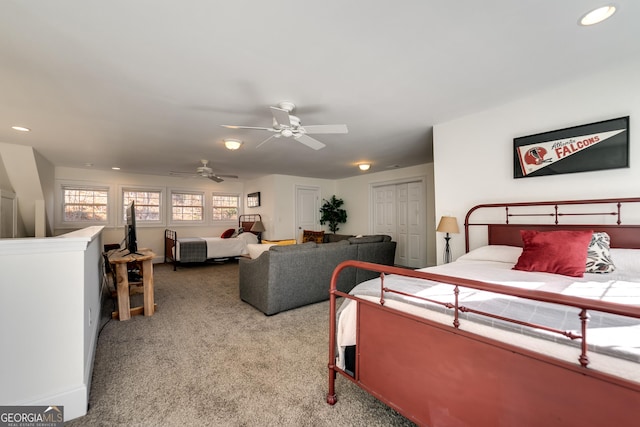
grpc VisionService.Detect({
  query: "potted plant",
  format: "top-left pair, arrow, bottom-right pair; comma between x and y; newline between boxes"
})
319,195 -> 347,233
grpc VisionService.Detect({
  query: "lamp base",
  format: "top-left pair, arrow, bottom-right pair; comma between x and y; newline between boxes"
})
443,234 -> 452,264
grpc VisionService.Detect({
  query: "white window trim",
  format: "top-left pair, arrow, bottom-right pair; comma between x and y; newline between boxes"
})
119,185 -> 166,227
211,192 -> 242,225
169,188 -> 206,226
56,181 -> 112,229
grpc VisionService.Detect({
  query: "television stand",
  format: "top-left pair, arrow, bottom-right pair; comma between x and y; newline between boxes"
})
107,248 -> 157,321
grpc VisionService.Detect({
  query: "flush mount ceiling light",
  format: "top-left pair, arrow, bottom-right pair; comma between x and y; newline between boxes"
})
580,5 -> 616,26
224,139 -> 243,150
11,126 -> 30,132
358,163 -> 371,171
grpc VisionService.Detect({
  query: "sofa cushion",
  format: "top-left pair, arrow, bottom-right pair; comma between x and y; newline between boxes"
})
271,241 -> 317,252
324,233 -> 354,243
348,235 -> 389,244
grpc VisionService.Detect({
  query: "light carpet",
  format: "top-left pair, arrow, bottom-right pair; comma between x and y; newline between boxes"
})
67,261 -> 415,426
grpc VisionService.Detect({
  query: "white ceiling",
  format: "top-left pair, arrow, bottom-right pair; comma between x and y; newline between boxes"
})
1,1 -> 639,181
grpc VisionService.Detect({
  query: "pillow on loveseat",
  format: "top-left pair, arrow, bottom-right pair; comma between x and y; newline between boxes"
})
302,230 -> 325,243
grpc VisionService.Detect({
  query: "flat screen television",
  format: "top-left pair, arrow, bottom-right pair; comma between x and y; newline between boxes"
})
124,200 -> 138,254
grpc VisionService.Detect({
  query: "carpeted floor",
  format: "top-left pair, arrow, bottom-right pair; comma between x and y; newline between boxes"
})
67,261 -> 415,426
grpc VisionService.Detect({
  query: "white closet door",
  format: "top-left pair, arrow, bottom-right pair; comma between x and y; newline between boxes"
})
396,183 -> 409,266
373,185 -> 396,241
372,180 -> 426,268
406,181 -> 423,268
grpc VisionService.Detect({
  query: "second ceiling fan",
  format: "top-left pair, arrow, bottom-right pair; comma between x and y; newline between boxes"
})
221,101 -> 348,150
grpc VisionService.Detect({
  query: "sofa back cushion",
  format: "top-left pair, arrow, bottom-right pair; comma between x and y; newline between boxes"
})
271,241 -> 316,252
348,235 -> 391,244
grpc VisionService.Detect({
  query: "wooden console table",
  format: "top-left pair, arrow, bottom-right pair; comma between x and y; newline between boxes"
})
108,248 -> 156,321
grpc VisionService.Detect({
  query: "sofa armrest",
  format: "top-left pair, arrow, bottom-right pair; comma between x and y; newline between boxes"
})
239,252 -> 272,314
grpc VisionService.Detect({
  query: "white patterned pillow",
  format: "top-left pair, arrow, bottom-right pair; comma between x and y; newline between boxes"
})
585,232 -> 615,273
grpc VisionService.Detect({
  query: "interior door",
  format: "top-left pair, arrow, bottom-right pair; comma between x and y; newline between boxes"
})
372,181 -> 426,268
0,190 -> 16,238
373,185 -> 396,240
406,181 -> 423,268
295,186 -> 320,242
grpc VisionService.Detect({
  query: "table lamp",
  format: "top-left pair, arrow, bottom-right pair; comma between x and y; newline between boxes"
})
251,220 -> 266,243
436,216 -> 459,264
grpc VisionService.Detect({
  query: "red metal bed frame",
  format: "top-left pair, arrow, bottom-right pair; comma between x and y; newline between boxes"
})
327,197 -> 640,427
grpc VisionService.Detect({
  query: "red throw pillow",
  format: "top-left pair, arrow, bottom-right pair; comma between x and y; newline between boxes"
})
513,229 -> 593,277
220,228 -> 235,239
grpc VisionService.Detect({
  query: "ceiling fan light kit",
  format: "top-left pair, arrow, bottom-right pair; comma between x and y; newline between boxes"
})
224,139 -> 243,150
220,101 -> 348,150
170,159 -> 238,183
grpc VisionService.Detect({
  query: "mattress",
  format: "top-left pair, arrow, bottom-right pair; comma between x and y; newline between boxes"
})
175,232 -> 258,261
336,246 -> 640,380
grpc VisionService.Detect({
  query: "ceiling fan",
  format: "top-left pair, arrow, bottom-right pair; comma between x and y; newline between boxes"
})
169,160 -> 238,183
221,101 -> 348,150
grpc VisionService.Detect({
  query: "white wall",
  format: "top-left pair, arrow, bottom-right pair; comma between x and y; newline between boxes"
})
433,58 -> 640,262
0,226 -> 103,421
271,174 -> 336,241
55,167 -> 246,261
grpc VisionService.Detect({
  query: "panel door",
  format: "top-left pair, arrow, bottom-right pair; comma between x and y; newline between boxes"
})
295,186 -> 320,242
373,185 -> 396,241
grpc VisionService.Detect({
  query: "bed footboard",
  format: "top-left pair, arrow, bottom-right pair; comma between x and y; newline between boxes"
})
327,260 -> 640,427
164,229 -> 178,271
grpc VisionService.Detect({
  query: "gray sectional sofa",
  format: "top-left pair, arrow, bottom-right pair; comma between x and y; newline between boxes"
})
238,235 -> 396,315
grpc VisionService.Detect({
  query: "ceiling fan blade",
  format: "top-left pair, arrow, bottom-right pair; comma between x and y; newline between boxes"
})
208,175 -> 224,183
302,124 -> 348,134
215,174 -> 239,179
169,171 -> 198,177
256,134 -> 276,149
295,134 -> 326,150
220,125 -> 274,131
270,106 -> 292,127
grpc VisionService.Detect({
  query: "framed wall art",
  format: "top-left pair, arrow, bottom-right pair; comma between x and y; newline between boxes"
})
514,116 -> 629,179
247,192 -> 260,208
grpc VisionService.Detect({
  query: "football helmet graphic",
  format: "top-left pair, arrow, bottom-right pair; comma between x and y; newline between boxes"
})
524,147 -> 548,165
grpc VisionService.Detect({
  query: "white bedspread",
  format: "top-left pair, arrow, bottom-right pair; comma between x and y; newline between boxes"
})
336,253 -> 640,378
175,232 -> 258,261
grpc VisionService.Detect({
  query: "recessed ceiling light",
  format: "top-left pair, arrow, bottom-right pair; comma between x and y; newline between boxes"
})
11,126 -> 30,132
580,5 -> 616,26
111,167 -> 121,170
358,163 -> 371,171
224,139 -> 243,150
84,163 -> 94,167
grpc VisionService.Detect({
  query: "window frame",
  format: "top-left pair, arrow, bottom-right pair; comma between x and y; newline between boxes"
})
120,186 -> 165,227
211,192 -> 242,224
169,189 -> 206,225
59,183 -> 111,227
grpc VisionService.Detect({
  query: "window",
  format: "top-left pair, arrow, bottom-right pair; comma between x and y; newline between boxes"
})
62,186 -> 109,223
171,191 -> 204,222
212,193 -> 239,221
122,189 -> 162,223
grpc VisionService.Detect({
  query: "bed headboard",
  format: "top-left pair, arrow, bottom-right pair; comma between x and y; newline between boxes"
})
239,214 -> 262,235
464,198 -> 640,251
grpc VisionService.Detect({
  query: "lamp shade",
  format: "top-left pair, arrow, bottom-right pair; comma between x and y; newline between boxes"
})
436,216 -> 459,234
250,221 -> 265,233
